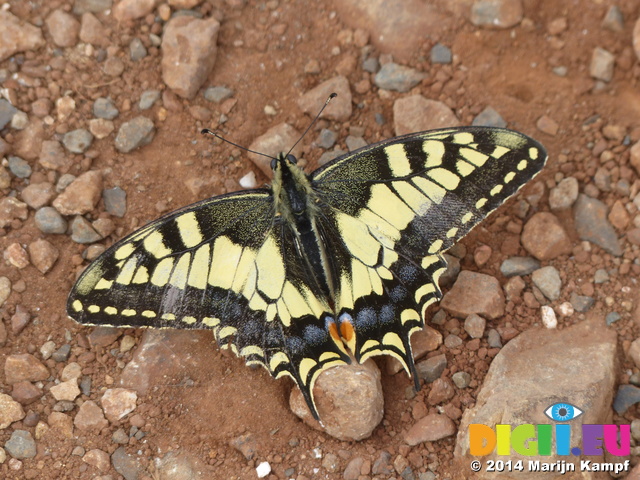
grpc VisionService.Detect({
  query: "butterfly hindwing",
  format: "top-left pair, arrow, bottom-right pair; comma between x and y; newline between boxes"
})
312,127 -> 546,374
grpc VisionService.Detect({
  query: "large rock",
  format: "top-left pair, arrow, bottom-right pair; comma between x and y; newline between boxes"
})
290,360 -> 384,441
161,16 -> 220,99
393,95 -> 460,136
247,123 -> 302,178
573,194 -> 622,256
120,330 -> 211,395
455,317 -> 618,478
52,170 -> 103,215
334,0 -> 450,62
440,271 -> 505,319
521,211 -> 573,260
0,11 -> 45,62
297,76 -> 352,121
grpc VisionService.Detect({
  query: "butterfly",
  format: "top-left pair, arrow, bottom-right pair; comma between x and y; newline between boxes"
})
68,125 -> 546,420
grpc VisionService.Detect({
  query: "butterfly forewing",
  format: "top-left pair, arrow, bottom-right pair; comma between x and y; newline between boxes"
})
311,127 -> 546,375
68,189 -> 351,418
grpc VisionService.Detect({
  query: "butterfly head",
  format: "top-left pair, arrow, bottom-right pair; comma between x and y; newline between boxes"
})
270,153 -> 298,172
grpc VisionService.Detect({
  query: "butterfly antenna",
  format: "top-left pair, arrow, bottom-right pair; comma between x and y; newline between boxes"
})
201,128 -> 277,161
286,92 -> 337,157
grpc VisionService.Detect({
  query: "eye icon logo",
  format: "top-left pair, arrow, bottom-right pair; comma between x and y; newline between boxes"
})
544,402 -> 583,422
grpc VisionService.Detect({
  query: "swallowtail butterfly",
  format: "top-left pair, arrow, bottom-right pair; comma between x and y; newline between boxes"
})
68,125 -> 546,419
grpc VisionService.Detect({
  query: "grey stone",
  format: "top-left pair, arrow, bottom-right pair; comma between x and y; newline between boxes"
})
112,446 -> 141,480
362,56 -> 380,73
115,116 -> 155,153
203,86 -> 233,103
8,156 -> 32,178
0,98 -> 18,129
52,344 -> 71,362
430,43 -> 452,64
35,207 -> 68,234
139,90 -> 160,110
570,293 -> 594,313
317,149 -> 345,166
613,385 -> 640,414
574,194 -> 622,256
594,268 -> 609,284
70,216 -> 102,244
374,62 -> 426,92
4,430 -> 36,459
112,428 -> 129,444
499,256 -> 540,277
605,312 -> 621,325
452,371 -> 471,388
129,37 -> 147,61
93,97 -> 119,119
79,376 -> 92,396
345,135 -> 367,151
470,0 -> 524,29
63,129 -> 94,154
472,106 -> 507,128
438,253 -> 460,288
73,0 -> 112,14
103,187 -> 127,217
372,451 -> 393,476
487,328 -> 502,348
531,266 -> 562,301
416,354 -> 447,383
602,5 -> 624,32
316,129 -> 337,149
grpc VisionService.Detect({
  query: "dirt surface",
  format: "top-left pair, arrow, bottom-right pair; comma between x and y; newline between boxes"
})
1,1 -> 640,479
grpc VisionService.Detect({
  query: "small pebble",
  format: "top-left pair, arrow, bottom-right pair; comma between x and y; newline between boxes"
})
472,106 -> 506,128
139,90 -> 161,110
203,86 -> 234,103
8,156 -> 32,178
605,312 -> 621,325
35,207 -> 68,234
256,461 -> 271,478
129,37 -> 147,61
93,97 -> 119,119
62,129 -> 94,154
590,47 -> 615,82
430,43 -> 452,64
452,371 -> 471,388
238,171 -> 257,189
541,305 -> 557,329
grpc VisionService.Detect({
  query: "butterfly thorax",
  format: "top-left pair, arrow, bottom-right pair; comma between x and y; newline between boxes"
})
271,154 -> 335,301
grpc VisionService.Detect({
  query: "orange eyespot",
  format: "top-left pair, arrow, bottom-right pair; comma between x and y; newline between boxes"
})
340,320 -> 355,342
328,322 -> 341,343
